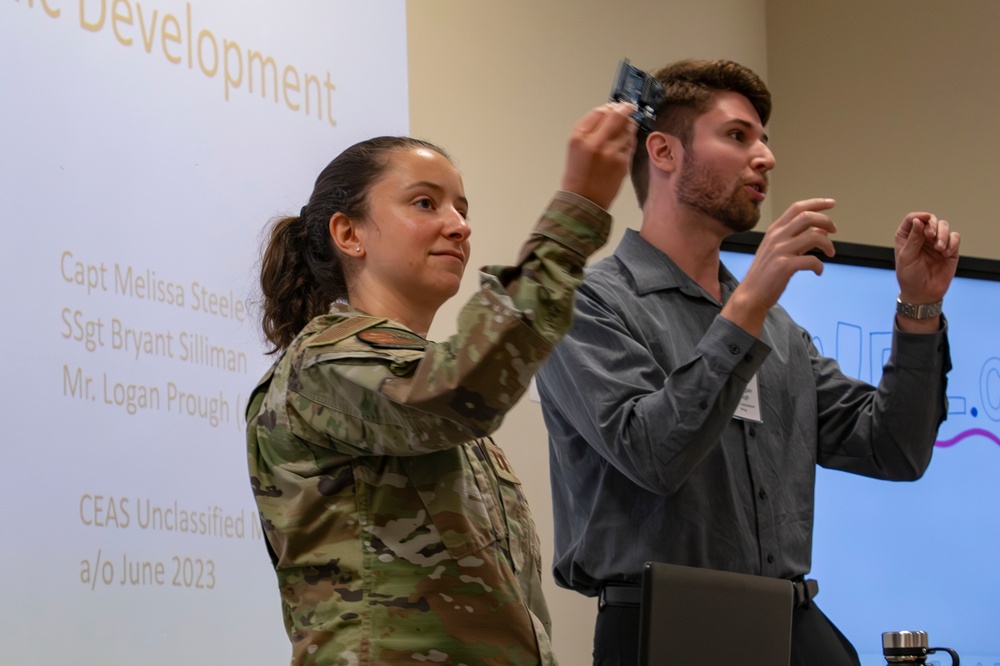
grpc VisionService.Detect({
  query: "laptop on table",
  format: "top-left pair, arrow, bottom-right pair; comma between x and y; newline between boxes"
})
638,562 -> 794,665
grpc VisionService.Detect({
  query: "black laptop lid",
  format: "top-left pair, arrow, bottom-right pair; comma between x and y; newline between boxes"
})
638,562 -> 794,666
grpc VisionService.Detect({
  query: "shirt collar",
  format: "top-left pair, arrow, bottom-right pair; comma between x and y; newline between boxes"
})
613,228 -> 739,302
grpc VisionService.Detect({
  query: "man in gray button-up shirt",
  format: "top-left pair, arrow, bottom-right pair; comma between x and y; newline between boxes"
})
537,59 -> 960,666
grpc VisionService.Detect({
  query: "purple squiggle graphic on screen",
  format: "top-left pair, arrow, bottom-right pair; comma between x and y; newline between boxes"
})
935,428 -> 1000,448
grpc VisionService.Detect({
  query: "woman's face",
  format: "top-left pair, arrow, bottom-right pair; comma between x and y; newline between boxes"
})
354,147 -> 471,314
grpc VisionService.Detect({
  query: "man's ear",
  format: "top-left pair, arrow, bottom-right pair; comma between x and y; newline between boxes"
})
329,212 -> 365,258
646,132 -> 682,174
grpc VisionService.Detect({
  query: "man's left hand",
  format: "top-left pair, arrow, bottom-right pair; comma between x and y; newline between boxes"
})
894,212 -> 960,332
895,212 -> 960,302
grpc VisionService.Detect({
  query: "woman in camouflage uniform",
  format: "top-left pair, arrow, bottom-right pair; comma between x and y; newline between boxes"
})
247,103 -> 636,665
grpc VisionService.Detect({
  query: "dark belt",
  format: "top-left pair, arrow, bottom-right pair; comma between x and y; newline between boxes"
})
792,577 -> 819,608
598,583 -> 641,610
598,577 -> 819,610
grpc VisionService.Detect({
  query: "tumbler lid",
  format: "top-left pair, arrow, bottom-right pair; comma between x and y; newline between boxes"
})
883,631 -> 929,649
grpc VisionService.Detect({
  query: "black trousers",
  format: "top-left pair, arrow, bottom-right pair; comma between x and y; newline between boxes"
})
593,600 -> 861,666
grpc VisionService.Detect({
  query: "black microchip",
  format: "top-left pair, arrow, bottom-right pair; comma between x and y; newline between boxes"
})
609,58 -> 664,133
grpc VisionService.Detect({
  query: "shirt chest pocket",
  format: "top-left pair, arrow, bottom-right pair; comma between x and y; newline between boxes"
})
400,443 -> 507,560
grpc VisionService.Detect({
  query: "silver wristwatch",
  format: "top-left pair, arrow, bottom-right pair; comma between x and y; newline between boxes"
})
896,296 -> 943,320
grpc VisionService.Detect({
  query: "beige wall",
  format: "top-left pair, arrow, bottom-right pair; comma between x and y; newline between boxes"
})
766,0 -> 1000,258
409,1 -> 996,663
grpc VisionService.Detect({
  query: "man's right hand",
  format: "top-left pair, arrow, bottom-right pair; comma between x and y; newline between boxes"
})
560,102 -> 638,211
721,198 -> 838,336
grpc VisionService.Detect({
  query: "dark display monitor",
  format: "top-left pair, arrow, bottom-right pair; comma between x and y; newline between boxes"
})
720,232 -> 1000,665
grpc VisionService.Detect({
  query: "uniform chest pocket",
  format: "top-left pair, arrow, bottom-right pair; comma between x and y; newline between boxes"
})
400,443 -> 507,560
481,439 -> 541,577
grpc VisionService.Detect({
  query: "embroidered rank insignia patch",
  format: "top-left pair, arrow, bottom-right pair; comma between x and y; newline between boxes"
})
356,327 -> 428,350
483,439 -> 521,485
306,317 -> 387,348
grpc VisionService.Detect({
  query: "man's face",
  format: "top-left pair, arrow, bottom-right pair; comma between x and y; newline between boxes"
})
675,91 -> 775,233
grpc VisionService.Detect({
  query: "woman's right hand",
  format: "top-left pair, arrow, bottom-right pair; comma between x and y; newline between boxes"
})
559,102 -> 638,210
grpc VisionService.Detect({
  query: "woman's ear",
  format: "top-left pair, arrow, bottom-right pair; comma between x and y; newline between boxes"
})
329,212 -> 365,258
646,132 -> 682,174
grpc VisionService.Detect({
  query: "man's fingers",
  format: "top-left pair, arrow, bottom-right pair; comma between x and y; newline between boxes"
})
782,211 -> 838,243
932,218 -> 951,251
785,225 -> 836,259
802,255 -> 826,277
782,198 -> 837,218
899,212 -> 960,258
808,228 -> 837,258
931,221 -> 961,257
902,217 -> 926,256
943,230 -> 961,257
773,199 -> 838,236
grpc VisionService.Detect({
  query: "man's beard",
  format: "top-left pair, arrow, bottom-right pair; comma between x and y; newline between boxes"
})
675,147 -> 762,234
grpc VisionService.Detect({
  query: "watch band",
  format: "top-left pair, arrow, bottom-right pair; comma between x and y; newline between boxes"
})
896,296 -> 943,320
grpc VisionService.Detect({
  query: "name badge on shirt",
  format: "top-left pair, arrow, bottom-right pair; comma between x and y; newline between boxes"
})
734,373 -> 763,423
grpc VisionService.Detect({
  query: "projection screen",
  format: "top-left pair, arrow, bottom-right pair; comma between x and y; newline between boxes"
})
1,2 -> 408,663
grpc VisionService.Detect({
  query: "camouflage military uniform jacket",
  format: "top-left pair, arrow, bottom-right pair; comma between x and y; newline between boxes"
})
247,192 -> 611,665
